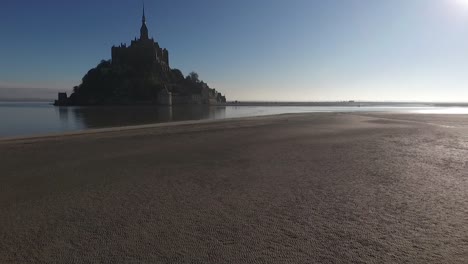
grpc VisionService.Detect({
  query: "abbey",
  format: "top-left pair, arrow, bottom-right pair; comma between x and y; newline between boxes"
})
55,6 -> 226,106
111,6 -> 170,71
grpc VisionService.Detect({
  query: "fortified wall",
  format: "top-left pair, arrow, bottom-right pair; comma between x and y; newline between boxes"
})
111,38 -> 169,71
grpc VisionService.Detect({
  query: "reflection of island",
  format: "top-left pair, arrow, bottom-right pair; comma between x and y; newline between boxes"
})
57,106 -> 70,123
56,5 -> 226,106
60,106 -> 227,129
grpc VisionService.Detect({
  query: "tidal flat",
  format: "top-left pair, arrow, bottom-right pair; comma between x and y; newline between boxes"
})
1,113 -> 467,263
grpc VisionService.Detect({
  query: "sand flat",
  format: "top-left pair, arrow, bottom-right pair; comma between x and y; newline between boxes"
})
0,113 -> 467,263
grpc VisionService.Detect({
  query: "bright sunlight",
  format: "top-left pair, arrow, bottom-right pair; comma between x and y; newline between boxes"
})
455,0 -> 468,8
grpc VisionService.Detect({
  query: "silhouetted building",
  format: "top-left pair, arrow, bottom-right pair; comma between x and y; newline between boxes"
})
54,92 -> 68,106
55,4 -> 226,106
111,5 -> 170,71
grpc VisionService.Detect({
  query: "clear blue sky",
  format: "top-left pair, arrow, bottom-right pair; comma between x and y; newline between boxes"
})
1,0 -> 468,101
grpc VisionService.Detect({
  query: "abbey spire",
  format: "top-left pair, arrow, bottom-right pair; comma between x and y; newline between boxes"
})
142,2 -> 146,24
112,3 -> 170,68
140,3 -> 149,40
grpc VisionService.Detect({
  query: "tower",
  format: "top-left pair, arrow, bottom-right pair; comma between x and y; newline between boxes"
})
140,3 -> 149,40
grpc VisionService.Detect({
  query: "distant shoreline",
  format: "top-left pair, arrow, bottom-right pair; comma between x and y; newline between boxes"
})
3,101 -> 468,139
4,99 -> 468,107
0,98 -> 54,103
224,101 -> 468,107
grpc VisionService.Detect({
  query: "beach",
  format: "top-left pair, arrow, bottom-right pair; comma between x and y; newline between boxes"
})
1,113 -> 467,263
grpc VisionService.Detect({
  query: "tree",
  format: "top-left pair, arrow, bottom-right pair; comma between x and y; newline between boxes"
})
171,69 -> 184,81
187,71 -> 199,83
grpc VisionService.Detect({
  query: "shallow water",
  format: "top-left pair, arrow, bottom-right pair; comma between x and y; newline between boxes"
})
1,101 -> 468,138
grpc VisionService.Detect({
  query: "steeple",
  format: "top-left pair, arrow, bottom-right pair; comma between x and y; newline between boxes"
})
142,2 -> 146,24
140,2 -> 149,40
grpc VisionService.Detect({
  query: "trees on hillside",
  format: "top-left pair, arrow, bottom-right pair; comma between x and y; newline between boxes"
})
69,59 -> 214,105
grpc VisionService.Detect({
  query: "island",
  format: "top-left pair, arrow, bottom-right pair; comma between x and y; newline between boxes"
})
55,6 -> 226,106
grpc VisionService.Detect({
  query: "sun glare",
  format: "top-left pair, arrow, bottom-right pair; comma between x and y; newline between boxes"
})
455,0 -> 468,8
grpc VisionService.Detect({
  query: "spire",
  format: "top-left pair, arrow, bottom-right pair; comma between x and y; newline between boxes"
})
142,2 -> 146,24
140,1 -> 149,40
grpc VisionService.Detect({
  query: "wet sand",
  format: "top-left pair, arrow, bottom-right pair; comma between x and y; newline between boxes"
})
1,113 -> 467,263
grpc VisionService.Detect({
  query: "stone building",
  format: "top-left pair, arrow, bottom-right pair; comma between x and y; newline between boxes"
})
111,6 -> 170,71
110,6 -> 226,106
55,5 -> 226,106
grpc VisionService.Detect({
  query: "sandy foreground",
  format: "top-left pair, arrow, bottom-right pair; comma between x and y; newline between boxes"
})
0,113 -> 467,263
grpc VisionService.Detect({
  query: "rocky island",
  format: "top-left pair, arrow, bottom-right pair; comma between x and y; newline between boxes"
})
55,6 -> 226,106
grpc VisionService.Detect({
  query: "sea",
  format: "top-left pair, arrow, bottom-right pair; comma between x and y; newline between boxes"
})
2,101 -> 468,138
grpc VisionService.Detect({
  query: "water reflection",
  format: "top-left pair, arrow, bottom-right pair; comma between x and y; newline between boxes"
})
4,101 -> 468,138
69,105 -> 227,129
58,107 -> 69,123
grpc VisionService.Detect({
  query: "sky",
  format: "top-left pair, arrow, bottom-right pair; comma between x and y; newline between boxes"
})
2,0 -> 468,101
